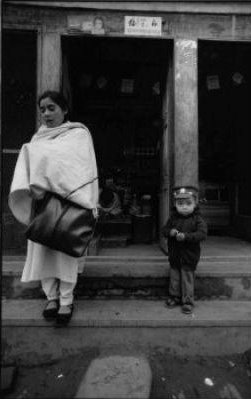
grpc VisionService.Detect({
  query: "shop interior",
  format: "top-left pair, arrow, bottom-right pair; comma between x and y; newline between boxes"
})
62,36 -> 170,245
198,41 -> 251,237
63,37 -> 251,245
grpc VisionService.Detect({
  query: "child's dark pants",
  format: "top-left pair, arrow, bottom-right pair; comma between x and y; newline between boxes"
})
169,267 -> 195,305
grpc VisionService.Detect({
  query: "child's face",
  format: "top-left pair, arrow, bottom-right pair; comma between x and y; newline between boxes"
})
175,197 -> 196,216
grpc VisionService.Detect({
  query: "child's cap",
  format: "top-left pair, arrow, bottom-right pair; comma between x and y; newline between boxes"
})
173,186 -> 198,200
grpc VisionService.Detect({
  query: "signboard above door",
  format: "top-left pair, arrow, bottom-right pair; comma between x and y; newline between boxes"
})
125,16 -> 162,37
68,14 -> 163,37
68,15 -> 106,34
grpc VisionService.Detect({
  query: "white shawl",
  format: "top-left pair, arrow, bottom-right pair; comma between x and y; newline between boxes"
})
9,122 -> 99,283
9,122 -> 99,225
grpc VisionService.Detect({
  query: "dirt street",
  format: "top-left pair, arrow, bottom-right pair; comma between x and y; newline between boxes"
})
3,348 -> 251,399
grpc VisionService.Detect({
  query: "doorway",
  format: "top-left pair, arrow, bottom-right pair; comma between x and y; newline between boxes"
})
2,29 -> 37,254
62,36 -> 171,248
198,40 -> 251,240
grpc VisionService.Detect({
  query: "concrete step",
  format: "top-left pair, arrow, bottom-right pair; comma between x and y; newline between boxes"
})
100,235 -> 130,248
2,299 -> 251,365
3,256 -> 251,300
97,218 -> 132,236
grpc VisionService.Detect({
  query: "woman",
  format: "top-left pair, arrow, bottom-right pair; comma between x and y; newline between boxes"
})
9,91 -> 99,326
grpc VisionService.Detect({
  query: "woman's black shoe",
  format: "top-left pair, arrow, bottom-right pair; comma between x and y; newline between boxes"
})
43,300 -> 59,320
55,304 -> 74,327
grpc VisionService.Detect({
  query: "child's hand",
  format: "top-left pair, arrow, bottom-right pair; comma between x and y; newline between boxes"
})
170,229 -> 179,237
176,232 -> 185,241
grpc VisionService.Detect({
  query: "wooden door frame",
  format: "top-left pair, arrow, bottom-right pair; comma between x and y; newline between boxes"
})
159,40 -> 174,251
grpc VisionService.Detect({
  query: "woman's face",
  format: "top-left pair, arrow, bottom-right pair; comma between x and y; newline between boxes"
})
39,97 -> 67,128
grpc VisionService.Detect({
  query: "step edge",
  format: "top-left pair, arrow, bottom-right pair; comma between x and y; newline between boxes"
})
3,265 -> 251,278
3,255 -> 251,261
3,320 -> 251,328
3,271 -> 251,278
3,299 -> 251,328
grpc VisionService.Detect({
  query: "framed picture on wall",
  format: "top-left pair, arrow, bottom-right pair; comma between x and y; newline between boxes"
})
120,78 -> 135,95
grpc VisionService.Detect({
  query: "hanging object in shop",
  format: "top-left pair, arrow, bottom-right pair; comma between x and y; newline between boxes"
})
96,76 -> 108,89
232,72 -> 244,86
124,16 -> 162,37
152,81 -> 160,95
121,79 -> 134,94
206,75 -> 220,90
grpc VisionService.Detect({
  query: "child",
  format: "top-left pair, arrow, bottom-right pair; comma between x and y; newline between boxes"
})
162,186 -> 207,314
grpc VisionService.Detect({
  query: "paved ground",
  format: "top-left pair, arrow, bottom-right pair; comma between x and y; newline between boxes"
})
3,348 -> 251,399
3,236 -> 251,398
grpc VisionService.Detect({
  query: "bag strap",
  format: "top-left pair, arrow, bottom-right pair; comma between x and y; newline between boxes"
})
80,216 -> 98,258
66,177 -> 99,257
65,177 -> 98,200
62,177 -> 99,258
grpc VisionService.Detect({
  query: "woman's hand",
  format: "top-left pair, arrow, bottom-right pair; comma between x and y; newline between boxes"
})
30,186 -> 45,200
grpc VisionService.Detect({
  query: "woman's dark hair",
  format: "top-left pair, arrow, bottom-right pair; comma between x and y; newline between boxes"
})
38,91 -> 69,120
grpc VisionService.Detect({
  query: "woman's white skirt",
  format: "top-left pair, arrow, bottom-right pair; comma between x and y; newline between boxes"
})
21,240 -> 79,283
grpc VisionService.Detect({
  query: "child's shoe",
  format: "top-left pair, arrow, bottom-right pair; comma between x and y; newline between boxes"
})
182,303 -> 194,314
165,296 -> 180,308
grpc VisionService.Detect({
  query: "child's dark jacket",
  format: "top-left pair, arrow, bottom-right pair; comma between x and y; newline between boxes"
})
162,208 -> 207,271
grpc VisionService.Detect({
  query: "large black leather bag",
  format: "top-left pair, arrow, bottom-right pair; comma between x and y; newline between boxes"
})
25,182 -> 96,257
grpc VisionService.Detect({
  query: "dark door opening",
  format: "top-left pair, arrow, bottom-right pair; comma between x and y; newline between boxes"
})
2,29 -> 37,254
198,41 -> 251,239
62,36 -> 170,246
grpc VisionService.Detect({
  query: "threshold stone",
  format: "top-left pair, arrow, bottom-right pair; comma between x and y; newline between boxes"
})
75,355 -> 152,398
